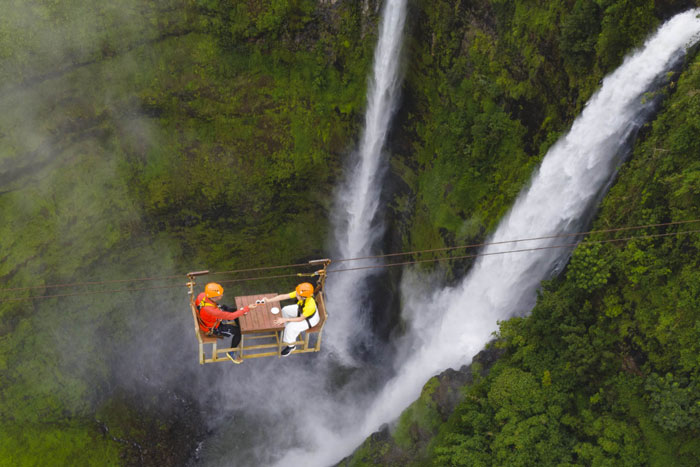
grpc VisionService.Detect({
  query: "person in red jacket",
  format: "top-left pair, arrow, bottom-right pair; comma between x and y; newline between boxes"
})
196,282 -> 250,363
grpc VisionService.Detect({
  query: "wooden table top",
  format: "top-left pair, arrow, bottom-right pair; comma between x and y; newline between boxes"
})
235,293 -> 285,334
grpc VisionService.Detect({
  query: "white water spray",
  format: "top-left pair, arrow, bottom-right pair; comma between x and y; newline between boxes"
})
280,9 -> 700,465
325,0 -> 408,358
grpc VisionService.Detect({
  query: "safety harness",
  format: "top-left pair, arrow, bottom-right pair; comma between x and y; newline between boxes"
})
196,297 -> 225,337
296,297 -> 318,328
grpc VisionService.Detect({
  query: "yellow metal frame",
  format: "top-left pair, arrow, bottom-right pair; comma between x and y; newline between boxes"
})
186,259 -> 331,364
237,291 -> 328,360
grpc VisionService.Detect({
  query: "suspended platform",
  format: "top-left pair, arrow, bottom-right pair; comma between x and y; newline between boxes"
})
186,260 -> 330,364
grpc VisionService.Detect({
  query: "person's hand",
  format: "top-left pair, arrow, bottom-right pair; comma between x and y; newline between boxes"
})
273,317 -> 285,326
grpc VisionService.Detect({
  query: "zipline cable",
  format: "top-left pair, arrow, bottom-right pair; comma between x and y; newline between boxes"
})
0,274 -> 185,293
2,219 -> 699,294
1,228 -> 697,304
0,263 -> 314,293
329,218 -> 700,264
0,283 -> 186,302
327,228 -> 700,274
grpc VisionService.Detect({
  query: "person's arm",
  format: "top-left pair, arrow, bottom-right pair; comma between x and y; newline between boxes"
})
205,305 -> 249,320
263,292 -> 293,303
273,314 -> 306,325
277,314 -> 306,323
274,297 -> 313,325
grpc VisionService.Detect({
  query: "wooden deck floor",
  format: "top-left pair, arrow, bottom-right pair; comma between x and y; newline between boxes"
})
235,293 -> 285,334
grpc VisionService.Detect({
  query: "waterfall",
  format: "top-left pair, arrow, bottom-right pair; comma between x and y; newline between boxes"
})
325,0 -> 408,359
278,9 -> 700,465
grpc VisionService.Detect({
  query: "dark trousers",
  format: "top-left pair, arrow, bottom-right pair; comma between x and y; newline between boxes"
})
214,319 -> 241,349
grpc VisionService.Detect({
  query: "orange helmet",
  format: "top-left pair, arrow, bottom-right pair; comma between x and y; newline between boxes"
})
205,282 -> 224,298
295,282 -> 314,298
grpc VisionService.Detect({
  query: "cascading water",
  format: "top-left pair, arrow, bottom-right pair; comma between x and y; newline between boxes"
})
278,9 -> 700,465
325,0 -> 408,359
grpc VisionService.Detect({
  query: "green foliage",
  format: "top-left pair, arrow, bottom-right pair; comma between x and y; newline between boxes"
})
596,0 -> 657,70
561,0 -> 602,73
567,243 -> 612,293
0,421 -> 121,466
645,373 -> 700,432
432,380 -> 495,467
392,377 -> 443,451
487,368 -> 544,420
486,369 -> 573,466
573,414 -> 646,466
0,0 -> 184,83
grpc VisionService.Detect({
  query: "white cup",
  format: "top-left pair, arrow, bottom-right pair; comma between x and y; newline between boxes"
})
270,307 -> 280,315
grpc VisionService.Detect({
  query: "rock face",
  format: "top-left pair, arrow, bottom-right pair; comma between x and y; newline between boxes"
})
337,343 -> 505,466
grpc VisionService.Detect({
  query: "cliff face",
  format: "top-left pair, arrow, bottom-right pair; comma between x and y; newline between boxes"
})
1,0 -> 699,464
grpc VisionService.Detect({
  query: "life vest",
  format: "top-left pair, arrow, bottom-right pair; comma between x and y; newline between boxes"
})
196,295 -> 221,334
296,296 -> 318,328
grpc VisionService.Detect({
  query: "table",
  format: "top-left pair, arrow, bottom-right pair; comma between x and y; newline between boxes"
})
235,293 -> 285,334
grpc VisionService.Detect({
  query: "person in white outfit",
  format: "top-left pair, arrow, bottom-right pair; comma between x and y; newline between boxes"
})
263,282 -> 320,356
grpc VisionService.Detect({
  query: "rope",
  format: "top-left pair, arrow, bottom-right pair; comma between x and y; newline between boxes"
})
330,218 -> 700,264
4,219 -> 698,293
209,261 -> 314,276
3,219 -> 698,294
0,284 -> 185,302
0,274 -> 185,293
0,227 -> 697,304
217,272 -> 301,285
327,228 -> 700,274
0,263 -> 312,293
